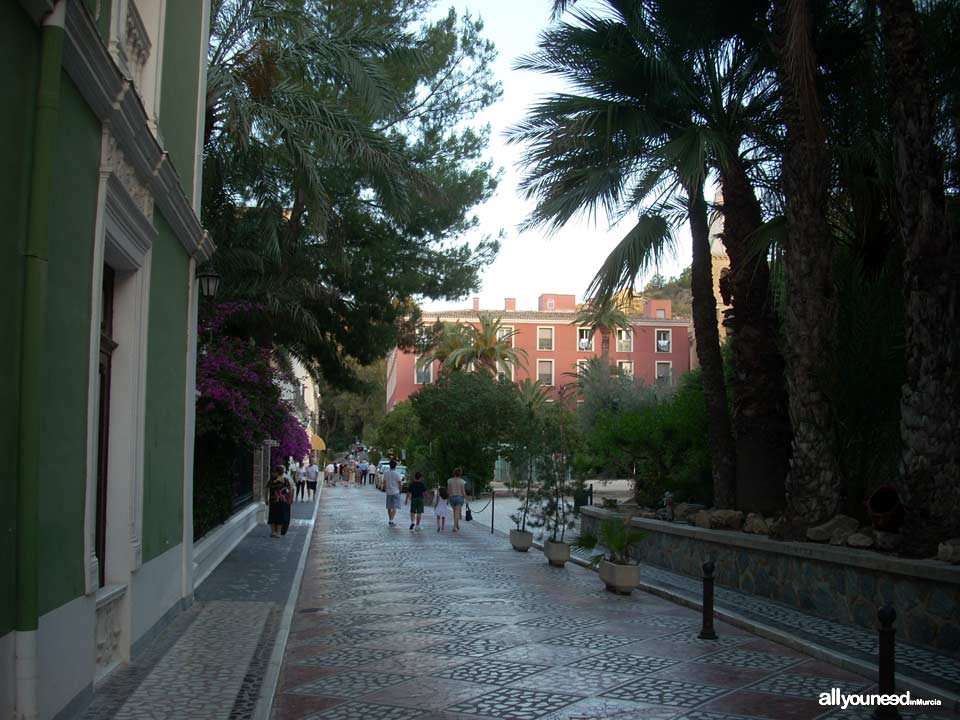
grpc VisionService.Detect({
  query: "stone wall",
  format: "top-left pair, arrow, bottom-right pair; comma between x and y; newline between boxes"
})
580,508 -> 960,653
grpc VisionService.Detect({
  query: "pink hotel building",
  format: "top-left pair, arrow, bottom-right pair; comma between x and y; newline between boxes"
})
385,293 -> 692,411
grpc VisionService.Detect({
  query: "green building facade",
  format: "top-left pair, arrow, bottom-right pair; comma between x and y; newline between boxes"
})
2,2 -> 213,718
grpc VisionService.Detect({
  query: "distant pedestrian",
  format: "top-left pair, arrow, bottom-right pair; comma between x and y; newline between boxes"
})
294,462 -> 307,501
325,461 -> 336,487
434,486 -> 449,532
348,459 -> 358,487
405,471 -> 427,531
359,459 -> 369,484
305,458 -> 320,499
338,462 -> 346,484
383,460 -> 403,527
266,465 -> 293,537
447,468 -> 467,532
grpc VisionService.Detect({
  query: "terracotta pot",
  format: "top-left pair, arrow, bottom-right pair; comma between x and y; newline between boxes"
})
598,560 -> 640,595
510,529 -> 533,552
543,540 -> 571,567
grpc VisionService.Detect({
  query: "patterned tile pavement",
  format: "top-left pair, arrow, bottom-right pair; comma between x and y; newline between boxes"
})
271,487 -> 960,720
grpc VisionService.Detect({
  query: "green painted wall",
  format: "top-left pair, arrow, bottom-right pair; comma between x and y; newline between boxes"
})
0,3 -> 40,638
37,74 -> 101,616
159,0 -> 204,198
142,215 -> 189,562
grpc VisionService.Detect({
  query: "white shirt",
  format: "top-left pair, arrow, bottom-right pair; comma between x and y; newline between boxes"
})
384,469 -> 403,496
325,464 -> 335,473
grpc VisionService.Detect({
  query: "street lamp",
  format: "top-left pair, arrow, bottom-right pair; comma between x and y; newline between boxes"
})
196,266 -> 220,299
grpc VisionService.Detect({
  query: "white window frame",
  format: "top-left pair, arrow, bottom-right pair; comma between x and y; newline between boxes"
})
497,324 -> 514,348
576,327 -> 594,351
496,360 -> 515,382
656,360 -> 673,386
537,326 -> 554,351
576,359 -> 590,377
616,327 -> 633,353
537,359 -> 555,387
414,358 -> 432,385
618,360 -> 634,377
546,299 -> 556,310
656,308 -> 666,319
655,328 -> 672,353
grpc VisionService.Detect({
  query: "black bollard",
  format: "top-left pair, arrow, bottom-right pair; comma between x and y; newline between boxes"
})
698,559 -> 718,640
588,484 -> 593,506
872,605 -> 901,720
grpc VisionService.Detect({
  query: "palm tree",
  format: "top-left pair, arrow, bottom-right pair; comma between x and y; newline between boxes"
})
573,299 -> 632,363
877,0 -> 960,554
416,322 -> 473,372
509,1 -> 759,508
446,315 -> 528,377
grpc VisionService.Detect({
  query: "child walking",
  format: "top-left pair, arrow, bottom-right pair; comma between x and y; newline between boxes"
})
405,471 -> 427,531
434,486 -> 449,532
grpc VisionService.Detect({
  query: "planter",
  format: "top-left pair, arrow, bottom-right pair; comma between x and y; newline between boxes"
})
543,540 -> 571,567
510,529 -> 533,552
598,560 -> 640,595
866,485 -> 905,532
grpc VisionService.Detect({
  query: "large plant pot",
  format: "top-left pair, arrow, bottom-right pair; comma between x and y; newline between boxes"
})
543,540 -> 571,567
598,560 -> 640,595
510,529 -> 533,552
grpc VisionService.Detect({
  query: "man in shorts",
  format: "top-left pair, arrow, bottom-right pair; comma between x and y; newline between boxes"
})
383,460 -> 403,527
305,458 -> 320,499
405,471 -> 427,531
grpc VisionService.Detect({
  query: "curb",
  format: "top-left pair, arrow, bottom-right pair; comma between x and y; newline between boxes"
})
487,529 -> 959,712
252,479 -> 324,720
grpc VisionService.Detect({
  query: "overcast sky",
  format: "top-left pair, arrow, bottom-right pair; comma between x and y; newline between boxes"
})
420,0 -> 690,312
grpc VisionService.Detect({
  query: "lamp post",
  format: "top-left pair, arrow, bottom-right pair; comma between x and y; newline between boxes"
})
196,266 -> 220,299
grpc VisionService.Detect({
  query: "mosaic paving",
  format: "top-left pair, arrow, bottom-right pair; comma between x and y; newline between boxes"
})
747,672 -> 870,698
426,637 -> 516,657
568,651 -> 681,674
538,631 -> 638,650
418,619 -> 506,635
296,647 -> 402,667
695,648 -> 803,671
601,677 -> 730,707
288,671 -> 412,698
447,687 -> 583,719
305,702 -> 427,720
516,615 -> 606,630
436,659 -> 550,685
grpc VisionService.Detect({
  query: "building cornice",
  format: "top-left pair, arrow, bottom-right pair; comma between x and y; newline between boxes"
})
62,1 -> 213,262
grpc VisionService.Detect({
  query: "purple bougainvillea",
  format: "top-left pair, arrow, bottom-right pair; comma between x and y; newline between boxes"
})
196,302 -> 308,458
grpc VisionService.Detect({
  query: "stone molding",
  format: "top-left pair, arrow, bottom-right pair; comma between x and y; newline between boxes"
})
62,0 -> 213,262
581,507 -> 960,586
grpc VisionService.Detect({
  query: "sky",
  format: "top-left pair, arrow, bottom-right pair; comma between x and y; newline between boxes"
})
420,0 -> 691,312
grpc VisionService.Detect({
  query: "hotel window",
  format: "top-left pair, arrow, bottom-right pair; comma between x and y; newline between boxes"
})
577,328 -> 594,351
547,299 -> 556,309
616,328 -> 633,353
496,361 -> 514,382
656,308 -> 666,319
576,359 -> 590,377
497,325 -> 514,348
537,326 -> 554,351
537,359 -> 554,386
656,361 -> 673,386
415,359 -> 432,385
656,329 -> 672,353
618,360 -> 634,377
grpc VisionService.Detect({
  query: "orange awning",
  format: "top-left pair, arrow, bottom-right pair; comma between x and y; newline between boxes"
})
310,435 -> 326,451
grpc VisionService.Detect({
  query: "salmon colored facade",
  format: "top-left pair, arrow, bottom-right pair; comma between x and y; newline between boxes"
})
386,294 -> 692,411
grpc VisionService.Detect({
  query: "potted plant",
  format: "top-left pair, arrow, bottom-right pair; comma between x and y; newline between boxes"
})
531,387 -> 578,567
509,458 -> 537,552
573,517 -> 647,594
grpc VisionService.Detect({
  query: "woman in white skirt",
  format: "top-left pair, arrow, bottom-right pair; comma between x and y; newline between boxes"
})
434,486 -> 450,532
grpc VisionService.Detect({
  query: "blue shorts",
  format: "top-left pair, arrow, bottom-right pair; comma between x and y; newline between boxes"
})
386,494 -> 403,510
450,495 -> 465,507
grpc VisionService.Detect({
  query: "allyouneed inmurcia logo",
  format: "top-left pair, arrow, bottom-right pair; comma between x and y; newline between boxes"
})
819,689 -> 942,710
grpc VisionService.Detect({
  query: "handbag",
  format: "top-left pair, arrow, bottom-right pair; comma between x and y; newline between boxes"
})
465,505 -> 473,522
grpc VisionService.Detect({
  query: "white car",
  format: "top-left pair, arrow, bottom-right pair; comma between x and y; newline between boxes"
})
375,463 -> 407,490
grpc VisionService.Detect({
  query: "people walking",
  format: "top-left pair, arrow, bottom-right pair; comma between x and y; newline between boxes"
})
405,471 -> 427,531
434,486 -> 449,532
359,459 -> 369,484
325,461 -> 336,487
294,461 -> 306,502
347,459 -> 358,487
305,457 -> 320,499
266,465 -> 293,537
383,460 -> 403,526
447,468 -> 467,532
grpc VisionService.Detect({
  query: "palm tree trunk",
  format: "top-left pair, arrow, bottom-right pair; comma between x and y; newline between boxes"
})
718,157 -> 792,515
879,0 -> 960,555
600,330 -> 610,362
772,0 -> 843,533
688,182 -> 737,508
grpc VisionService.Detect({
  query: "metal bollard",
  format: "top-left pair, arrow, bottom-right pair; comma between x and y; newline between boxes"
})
698,559 -> 718,640
872,605 -> 900,720
588,484 -> 593,506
